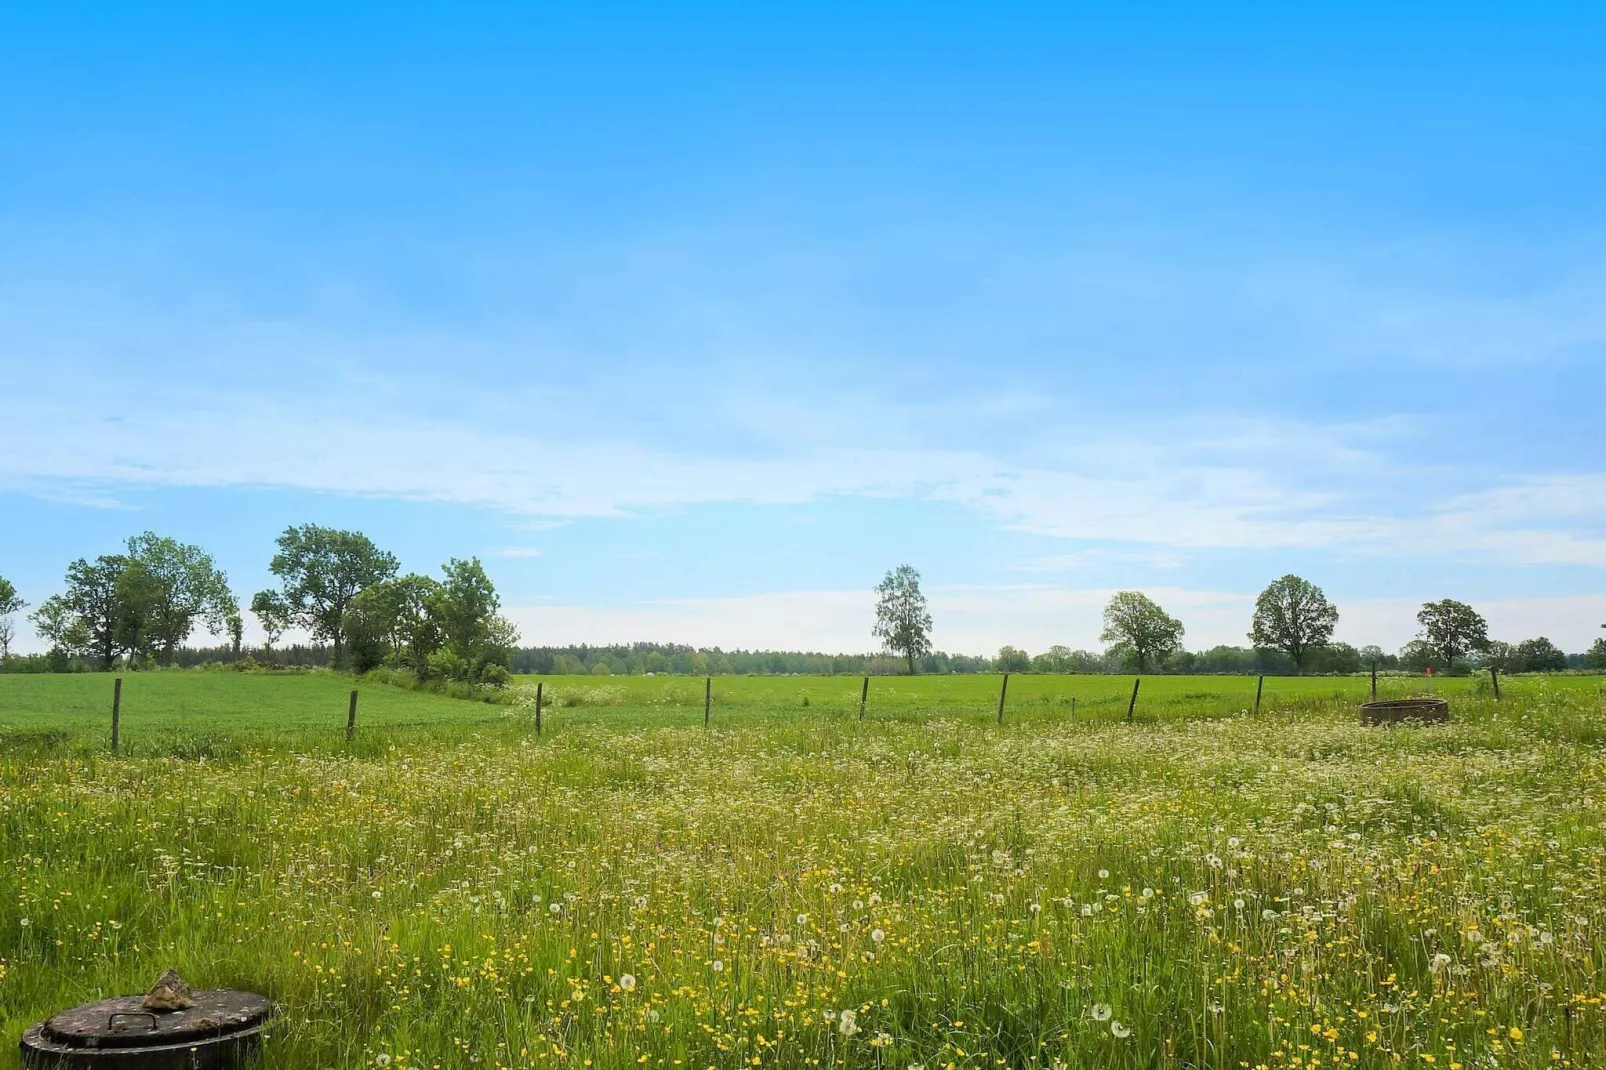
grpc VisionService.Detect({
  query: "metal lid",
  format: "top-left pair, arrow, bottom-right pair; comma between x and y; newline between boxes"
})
41,991 -> 270,1050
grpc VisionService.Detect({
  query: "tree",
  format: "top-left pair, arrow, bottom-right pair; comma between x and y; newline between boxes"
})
1514,636 -> 1568,673
1357,644 -> 1395,670
1032,644 -> 1077,673
38,556 -> 136,669
344,573 -> 445,674
1585,637 -> 1606,671
428,558 -> 516,684
1415,599 -> 1490,672
30,595 -> 88,669
250,590 -> 293,653
1398,639 -> 1437,673
1477,640 -> 1518,672
0,575 -> 25,666
227,613 -> 244,658
123,532 -> 237,666
258,525 -> 398,668
1248,574 -> 1339,672
996,645 -> 1032,673
1306,641 -> 1361,675
872,565 -> 933,675
1100,591 -> 1184,673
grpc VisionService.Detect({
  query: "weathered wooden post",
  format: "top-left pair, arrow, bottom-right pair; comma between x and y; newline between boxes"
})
996,673 -> 1010,724
535,680 -> 544,735
346,690 -> 358,741
704,676 -> 712,726
1370,661 -> 1378,701
1254,674 -> 1264,716
1071,695 -> 1077,720
858,675 -> 869,720
1126,677 -> 1141,722
111,677 -> 122,754
1490,667 -> 1501,701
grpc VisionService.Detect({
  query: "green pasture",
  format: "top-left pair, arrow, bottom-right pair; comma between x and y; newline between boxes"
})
516,668 -> 1602,723
0,671 -> 1600,754
1,672 -> 1605,1068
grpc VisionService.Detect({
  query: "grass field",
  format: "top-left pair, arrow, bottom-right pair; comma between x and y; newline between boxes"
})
2,671 -> 1605,1069
3,670 -> 1599,747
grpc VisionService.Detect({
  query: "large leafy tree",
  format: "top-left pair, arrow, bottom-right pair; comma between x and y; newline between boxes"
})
1514,636 -> 1568,673
123,532 -> 237,666
872,564 -> 933,675
1100,590 -> 1184,673
257,525 -> 398,668
996,645 -> 1032,673
1415,599 -> 1490,671
1031,645 -> 1076,673
33,556 -> 134,669
344,573 -> 443,674
1586,637 -> 1606,671
1249,574 -> 1339,672
0,575 -> 25,665
431,558 -> 518,682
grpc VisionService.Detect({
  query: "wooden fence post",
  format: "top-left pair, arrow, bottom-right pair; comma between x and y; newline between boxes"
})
858,675 -> 869,721
535,680 -> 543,735
346,690 -> 358,741
111,677 -> 122,754
1126,677 -> 1141,722
1071,696 -> 1077,720
1490,667 -> 1501,701
1370,661 -> 1378,701
996,674 -> 1010,725
1254,675 -> 1264,716
704,676 -> 711,726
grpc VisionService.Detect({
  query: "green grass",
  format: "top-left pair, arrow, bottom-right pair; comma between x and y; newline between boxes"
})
1,670 -> 1605,1069
513,670 -> 1604,726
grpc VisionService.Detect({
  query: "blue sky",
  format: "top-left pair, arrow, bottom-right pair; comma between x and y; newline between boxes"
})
2,2 -> 1604,656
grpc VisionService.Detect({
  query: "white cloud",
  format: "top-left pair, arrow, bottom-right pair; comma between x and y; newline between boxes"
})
2,388 -> 1604,567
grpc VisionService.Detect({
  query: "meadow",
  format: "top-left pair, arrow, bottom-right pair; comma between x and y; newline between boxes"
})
1,671 -> 1604,1069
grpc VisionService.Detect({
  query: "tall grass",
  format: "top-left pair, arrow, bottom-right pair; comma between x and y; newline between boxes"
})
0,674 -> 1602,1068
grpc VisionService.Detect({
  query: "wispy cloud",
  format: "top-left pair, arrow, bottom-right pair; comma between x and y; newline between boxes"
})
3,388 -> 1604,567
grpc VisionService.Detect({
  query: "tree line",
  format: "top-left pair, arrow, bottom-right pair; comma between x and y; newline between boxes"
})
873,566 -> 1606,676
0,525 -> 519,685
3,549 -> 1602,678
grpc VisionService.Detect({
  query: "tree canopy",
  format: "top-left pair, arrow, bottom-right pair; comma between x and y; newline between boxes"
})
1514,636 -> 1568,673
0,575 -> 25,664
995,645 -> 1032,673
1415,599 -> 1490,671
1100,591 -> 1184,673
1249,574 -> 1338,671
258,524 -> 399,668
27,536 -> 237,669
1586,637 -> 1606,671
123,532 -> 236,666
342,559 -> 517,684
872,564 -> 933,675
